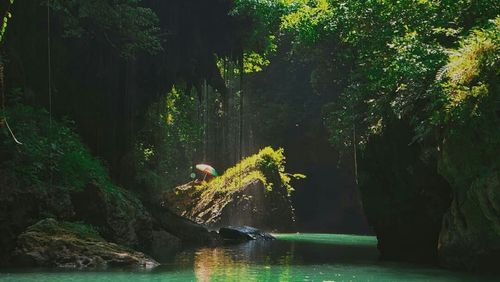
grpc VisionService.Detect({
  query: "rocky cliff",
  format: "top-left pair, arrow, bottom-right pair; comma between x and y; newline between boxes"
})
358,118 -> 500,272
437,107 -> 500,272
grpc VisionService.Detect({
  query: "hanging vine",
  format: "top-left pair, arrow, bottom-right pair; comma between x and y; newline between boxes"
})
0,0 -> 22,145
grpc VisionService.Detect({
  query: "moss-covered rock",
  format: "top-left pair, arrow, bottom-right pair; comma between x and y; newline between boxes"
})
12,218 -> 159,269
163,147 -> 300,232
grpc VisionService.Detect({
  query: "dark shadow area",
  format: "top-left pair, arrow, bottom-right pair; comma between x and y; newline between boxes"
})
244,44 -> 371,235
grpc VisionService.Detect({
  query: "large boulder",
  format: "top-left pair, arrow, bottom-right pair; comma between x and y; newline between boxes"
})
165,179 -> 295,232
163,147 -> 298,232
0,173 -> 75,265
149,203 -> 220,245
70,182 -> 159,251
12,218 -> 159,269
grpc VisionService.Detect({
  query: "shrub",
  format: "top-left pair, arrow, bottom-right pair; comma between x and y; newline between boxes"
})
1,104 -> 118,194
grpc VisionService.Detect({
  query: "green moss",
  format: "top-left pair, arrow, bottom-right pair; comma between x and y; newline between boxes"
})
201,147 -> 304,195
27,218 -> 103,242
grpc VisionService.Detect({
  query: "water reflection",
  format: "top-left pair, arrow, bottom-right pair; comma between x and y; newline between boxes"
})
177,234 -> 378,281
1,234 -> 498,282
191,241 -> 276,282
169,234 -> 495,282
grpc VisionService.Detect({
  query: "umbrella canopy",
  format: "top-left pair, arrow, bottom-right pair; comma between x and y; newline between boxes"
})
195,164 -> 218,177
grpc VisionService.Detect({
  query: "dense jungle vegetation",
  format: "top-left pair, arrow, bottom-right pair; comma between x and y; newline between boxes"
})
0,0 -> 498,273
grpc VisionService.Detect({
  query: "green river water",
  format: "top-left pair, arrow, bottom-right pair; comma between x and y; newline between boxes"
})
0,233 -> 497,282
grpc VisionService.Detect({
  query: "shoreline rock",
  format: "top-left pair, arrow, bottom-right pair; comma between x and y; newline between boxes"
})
0,176 -> 217,266
12,218 -> 159,269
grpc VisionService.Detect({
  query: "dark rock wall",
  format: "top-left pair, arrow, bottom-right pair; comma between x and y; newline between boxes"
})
437,105 -> 500,272
358,120 -> 452,263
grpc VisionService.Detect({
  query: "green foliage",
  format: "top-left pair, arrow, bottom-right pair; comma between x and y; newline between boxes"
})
230,0 -> 291,72
231,0 -> 285,51
205,146 -> 304,195
132,86 -> 202,193
243,51 -> 273,73
255,0 -> 499,151
411,17 -> 499,141
0,103 -> 118,194
49,0 -> 162,59
228,1 -> 499,216
281,0 -> 333,45
441,17 -> 499,117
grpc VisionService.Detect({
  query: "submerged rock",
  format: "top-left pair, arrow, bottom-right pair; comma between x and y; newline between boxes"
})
218,226 -> 275,241
12,219 -> 159,269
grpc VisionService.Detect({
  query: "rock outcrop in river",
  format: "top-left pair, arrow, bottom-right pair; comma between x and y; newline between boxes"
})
163,147 -> 300,232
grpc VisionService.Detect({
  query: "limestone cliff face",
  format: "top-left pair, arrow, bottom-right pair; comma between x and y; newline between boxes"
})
437,121 -> 500,272
358,121 -> 452,264
163,178 -> 296,232
358,117 -> 500,272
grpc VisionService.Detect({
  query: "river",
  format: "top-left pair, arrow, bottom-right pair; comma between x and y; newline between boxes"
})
0,233 -> 496,281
